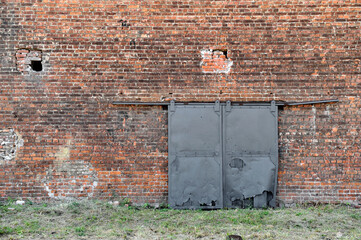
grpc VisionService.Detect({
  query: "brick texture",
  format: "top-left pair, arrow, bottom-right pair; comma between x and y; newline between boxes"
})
0,0 -> 360,206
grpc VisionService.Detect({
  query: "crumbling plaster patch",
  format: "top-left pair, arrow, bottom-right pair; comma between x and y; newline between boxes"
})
0,129 -> 24,164
200,49 -> 233,74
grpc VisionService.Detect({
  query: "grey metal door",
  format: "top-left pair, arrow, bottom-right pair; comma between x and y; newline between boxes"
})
168,103 -> 223,209
168,101 -> 278,209
223,104 -> 278,208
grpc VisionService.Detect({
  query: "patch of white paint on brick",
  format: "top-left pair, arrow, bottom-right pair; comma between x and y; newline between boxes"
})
324,105 -> 330,116
43,160 -> 99,200
44,183 -> 55,198
200,49 -> 212,60
311,106 -> 317,145
200,49 -> 233,74
42,141 -> 99,199
0,129 -> 24,163
312,106 -> 317,133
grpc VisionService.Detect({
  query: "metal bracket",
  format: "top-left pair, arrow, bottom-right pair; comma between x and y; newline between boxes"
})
214,100 -> 220,112
270,100 -> 276,115
170,100 -> 175,112
226,101 -> 231,112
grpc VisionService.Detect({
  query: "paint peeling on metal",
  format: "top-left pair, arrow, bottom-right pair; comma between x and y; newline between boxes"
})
172,156 -> 221,208
227,157 -> 276,207
236,157 -> 275,199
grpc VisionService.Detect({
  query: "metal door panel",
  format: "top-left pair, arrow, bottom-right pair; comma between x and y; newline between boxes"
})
224,155 -> 276,208
168,104 -> 222,209
224,107 -> 277,155
170,156 -> 220,208
223,106 -> 278,208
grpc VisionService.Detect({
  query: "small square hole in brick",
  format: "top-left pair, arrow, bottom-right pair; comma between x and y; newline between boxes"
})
30,60 -> 42,72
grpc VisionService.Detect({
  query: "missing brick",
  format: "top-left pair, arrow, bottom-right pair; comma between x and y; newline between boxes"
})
213,49 -> 228,59
119,19 -> 130,27
130,39 -> 136,49
30,60 -> 42,72
16,49 -> 43,72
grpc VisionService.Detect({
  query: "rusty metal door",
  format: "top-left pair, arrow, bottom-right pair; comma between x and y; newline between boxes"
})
168,101 -> 278,209
168,102 -> 223,209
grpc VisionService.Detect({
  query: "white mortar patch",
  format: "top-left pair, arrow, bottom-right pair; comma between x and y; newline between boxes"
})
200,49 -> 233,74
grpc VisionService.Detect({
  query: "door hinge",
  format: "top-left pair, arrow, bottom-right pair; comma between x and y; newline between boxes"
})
170,100 -> 175,112
214,100 -> 220,112
270,100 -> 276,114
226,101 -> 231,112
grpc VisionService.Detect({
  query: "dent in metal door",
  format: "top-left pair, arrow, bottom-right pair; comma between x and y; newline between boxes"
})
223,106 -> 278,208
168,104 -> 222,209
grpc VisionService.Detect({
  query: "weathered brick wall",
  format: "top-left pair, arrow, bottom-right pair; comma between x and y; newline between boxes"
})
0,0 -> 360,206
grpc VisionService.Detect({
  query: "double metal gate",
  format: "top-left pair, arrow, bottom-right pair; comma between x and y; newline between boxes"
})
168,101 -> 278,209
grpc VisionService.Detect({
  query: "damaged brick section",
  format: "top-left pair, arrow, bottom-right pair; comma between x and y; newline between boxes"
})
201,49 -> 233,74
40,140 -> 99,200
0,129 -> 23,163
16,49 -> 42,72
43,160 -> 99,200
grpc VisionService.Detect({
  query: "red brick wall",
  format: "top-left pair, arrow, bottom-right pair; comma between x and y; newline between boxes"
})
1,0 -> 360,206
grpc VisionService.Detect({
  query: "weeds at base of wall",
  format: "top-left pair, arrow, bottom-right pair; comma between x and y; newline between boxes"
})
0,199 -> 360,240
